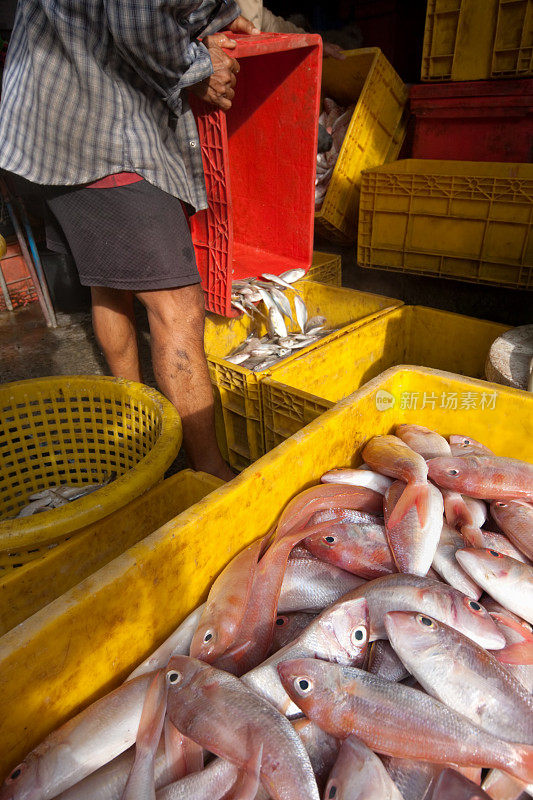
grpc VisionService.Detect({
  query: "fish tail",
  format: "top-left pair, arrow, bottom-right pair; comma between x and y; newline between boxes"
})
136,670 -> 168,753
495,641 -> 533,666
460,525 -> 484,548
509,743 -> 533,785
387,482 -> 430,529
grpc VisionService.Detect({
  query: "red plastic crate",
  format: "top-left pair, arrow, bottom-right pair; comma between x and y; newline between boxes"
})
410,79 -> 533,163
190,33 -> 322,317
0,241 -> 37,311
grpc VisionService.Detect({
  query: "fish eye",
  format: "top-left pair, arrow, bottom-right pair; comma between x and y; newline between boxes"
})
522,621 -> 532,632
416,614 -> 436,628
294,676 -> 313,695
9,766 -> 22,781
323,535 -> 336,545
468,600 -> 483,613
488,549 -> 502,558
447,468 -> 460,476
351,626 -> 367,645
275,616 -> 287,627
203,630 -> 215,643
495,502 -> 507,508
166,670 -> 182,685
327,784 -> 338,798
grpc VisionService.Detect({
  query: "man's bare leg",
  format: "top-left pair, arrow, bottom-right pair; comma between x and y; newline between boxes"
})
136,283 -> 233,481
91,286 -> 143,382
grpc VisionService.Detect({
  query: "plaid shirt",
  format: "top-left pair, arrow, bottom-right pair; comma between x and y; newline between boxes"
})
0,0 -> 239,211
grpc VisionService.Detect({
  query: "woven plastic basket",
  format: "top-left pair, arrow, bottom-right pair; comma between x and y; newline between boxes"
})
0,376 -> 182,566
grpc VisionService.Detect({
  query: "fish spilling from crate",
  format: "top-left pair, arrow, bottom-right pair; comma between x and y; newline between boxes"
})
315,98 -> 355,209
228,271 -> 337,371
2,426 -> 533,800
12,473 -> 116,518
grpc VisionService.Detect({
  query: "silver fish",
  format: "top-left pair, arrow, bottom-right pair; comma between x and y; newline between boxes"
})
278,548 -> 366,613
268,305 -> 288,339
261,272 -> 300,293
293,295 -> 308,333
280,268 -> 306,283
269,286 -> 295,322
325,736 -> 404,800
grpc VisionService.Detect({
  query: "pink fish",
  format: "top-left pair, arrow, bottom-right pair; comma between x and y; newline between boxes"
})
303,519 -> 395,579
449,435 -> 494,458
396,424 -> 452,460
428,457 -> 533,502
490,500 -> 533,561
384,480 -> 443,576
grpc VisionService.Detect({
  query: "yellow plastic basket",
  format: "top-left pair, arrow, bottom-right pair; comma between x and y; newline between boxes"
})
304,251 -> 342,287
315,48 -> 409,244
0,366 -> 530,777
0,376 -> 182,564
422,0 -> 533,82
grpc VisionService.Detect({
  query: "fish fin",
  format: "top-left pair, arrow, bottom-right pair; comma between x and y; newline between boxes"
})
183,737 -> 204,775
495,641 -> 533,666
387,483 -> 430,529
225,743 -> 263,800
162,718 -> 187,783
510,744 -> 533,785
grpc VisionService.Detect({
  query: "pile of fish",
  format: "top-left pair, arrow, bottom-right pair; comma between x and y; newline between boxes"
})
316,98 -> 355,208
2,425 -> 533,800
11,473 -> 115,518
228,270 -> 336,372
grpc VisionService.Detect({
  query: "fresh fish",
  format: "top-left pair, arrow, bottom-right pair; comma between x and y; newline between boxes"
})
128,606 -> 206,680
481,769 -> 528,800
293,294 -> 308,334
269,286 -> 295,322
341,573 -> 505,649
0,673 -> 156,800
427,456 -> 533,502
308,507 -> 383,526
278,548 -> 366,613
189,538 -> 263,663
291,718 -> 340,792
431,768 -> 493,799
242,597 -> 368,718
367,640 -> 410,682
303,519 -> 396,579
267,305 -> 288,339
231,299 -> 254,318
156,759 -> 241,800
225,351 -> 250,365
277,658 -> 533,784
441,489 -> 488,548
321,467 -> 393,495
456,549 -> 533,624
449,435 -> 494,458
384,480 -> 443,576
280,268 -> 306,283
261,272 -> 300,293
16,496 -> 55,517
324,735 -> 404,800
270,612 -> 317,653
395,424 -> 452,460
431,522 -> 482,600
486,603 -> 533,692
165,655 -> 320,800
363,436 -> 430,529
305,315 -> 327,332
382,757 -> 442,800
490,500 -> 533,561
384,611 -> 533,745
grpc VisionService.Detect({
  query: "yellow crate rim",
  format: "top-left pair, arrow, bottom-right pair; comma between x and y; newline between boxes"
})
0,376 -> 182,551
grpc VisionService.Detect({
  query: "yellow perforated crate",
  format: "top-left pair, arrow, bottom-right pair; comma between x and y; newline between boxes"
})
304,251 -> 342,287
0,366 -> 531,778
0,470 -> 222,636
262,305 -> 510,451
0,376 -> 182,563
358,159 -> 533,289
205,280 -> 402,471
422,0 -> 533,82
315,48 -> 409,244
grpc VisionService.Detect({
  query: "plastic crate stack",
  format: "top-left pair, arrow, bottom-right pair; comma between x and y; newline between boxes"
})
357,0 -> 533,290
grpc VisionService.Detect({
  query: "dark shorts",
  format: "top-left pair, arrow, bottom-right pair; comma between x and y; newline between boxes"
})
44,180 -> 201,291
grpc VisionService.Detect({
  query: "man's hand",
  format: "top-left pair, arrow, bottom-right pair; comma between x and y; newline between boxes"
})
191,44 -> 239,110
227,15 -> 261,35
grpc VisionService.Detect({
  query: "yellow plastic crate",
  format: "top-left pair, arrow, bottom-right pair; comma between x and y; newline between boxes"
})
262,305 -> 510,451
422,0 -> 533,82
204,280 -> 402,471
0,366 -> 530,778
0,470 -> 223,637
305,250 -> 342,287
358,159 -> 533,289
315,48 -> 409,244
0,376 -> 182,562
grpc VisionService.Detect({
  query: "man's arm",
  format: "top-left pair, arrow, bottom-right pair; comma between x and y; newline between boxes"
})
105,0 -> 241,113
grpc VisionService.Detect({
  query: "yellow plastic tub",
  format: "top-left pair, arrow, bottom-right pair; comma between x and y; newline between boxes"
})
262,306 -> 510,451
0,470 -> 223,637
358,159 -> 533,289
305,251 -> 342,287
0,365 -> 530,778
204,280 -> 402,471
0,377 -> 182,564
422,0 -> 533,82
315,48 -> 409,244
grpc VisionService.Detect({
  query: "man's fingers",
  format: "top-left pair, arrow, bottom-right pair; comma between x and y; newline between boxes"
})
228,15 -> 261,35
204,33 -> 237,49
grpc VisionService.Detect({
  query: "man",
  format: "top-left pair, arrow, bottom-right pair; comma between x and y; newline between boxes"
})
0,0 -> 260,481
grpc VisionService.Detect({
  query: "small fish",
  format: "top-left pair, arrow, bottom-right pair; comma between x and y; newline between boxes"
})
269,286 -> 295,322
490,500 -> 533,561
279,548 -> 366,613
427,456 -> 533,502
270,612 -> 317,653
395,424 -> 452,460
280,268 -> 306,283
292,718 -> 340,794
449,435 -> 494,458
431,522 -> 482,600
293,295 -> 308,334
321,468 -> 393,495
431,768 -> 493,800
225,351 -> 249,365
456,549 -> 533,624
324,735 -> 404,800
261,272 -> 300,293
305,315 -> 326,332
367,640 -> 410,682
384,480 -> 444,577
303,520 -> 395,580
278,659 -> 533,784
231,299 -> 253,318
268,305 -> 288,339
